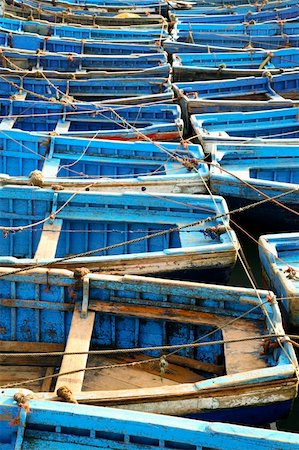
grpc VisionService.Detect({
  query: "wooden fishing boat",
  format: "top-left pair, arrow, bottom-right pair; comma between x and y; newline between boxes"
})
171,5 -> 299,24
4,0 -> 167,27
5,392 -> 299,450
0,100 -> 183,141
0,29 -> 165,55
0,186 -> 239,282
190,107 -> 299,150
259,233 -> 299,327
0,131 -> 209,193
173,72 -> 299,115
169,0 -> 298,16
0,17 -> 169,43
209,142 -> 299,230
0,64 -> 172,79
0,99 -> 182,139
0,74 -> 172,103
168,20 -> 299,51
173,49 -> 299,81
1,392 -> 299,449
0,270 -> 296,425
0,48 -> 168,73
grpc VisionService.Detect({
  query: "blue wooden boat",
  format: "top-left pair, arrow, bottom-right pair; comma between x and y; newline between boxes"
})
0,187 -> 239,282
209,142 -> 299,230
174,72 -> 299,114
0,130 -> 209,193
0,17 -> 169,43
170,0 -> 298,14
1,391 -> 299,448
0,28 -> 165,55
173,49 -> 299,81
0,270 -> 296,424
0,48 -> 167,73
0,74 -> 172,103
168,20 -> 299,51
190,107 -> 299,149
259,233 -> 299,327
170,5 -> 299,23
0,64 -> 171,79
169,0 -> 298,16
0,100 -> 183,141
5,0 -> 167,26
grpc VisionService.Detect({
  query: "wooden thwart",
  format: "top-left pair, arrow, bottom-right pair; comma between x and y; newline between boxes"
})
55,309 -> 95,393
35,219 -> 63,260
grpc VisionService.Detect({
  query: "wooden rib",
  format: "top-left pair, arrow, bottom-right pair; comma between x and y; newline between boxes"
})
41,367 -> 55,392
34,219 -> 63,259
55,309 -> 95,393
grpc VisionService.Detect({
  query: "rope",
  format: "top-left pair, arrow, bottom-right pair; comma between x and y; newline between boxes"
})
0,333 -> 291,390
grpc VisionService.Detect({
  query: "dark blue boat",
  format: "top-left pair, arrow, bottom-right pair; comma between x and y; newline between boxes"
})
0,269 -> 296,424
174,72 -> 299,114
0,100 -> 183,141
173,49 -> 299,81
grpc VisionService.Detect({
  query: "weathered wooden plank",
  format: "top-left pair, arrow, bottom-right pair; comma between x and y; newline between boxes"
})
0,341 -> 64,352
222,323 -> 267,375
55,309 -> 95,393
34,219 -> 63,260
0,298 -> 73,311
89,300 -> 227,327
166,354 -> 224,376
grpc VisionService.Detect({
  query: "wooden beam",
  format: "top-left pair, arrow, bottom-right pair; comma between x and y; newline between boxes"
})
89,300 -> 227,328
0,341 -> 64,352
55,309 -> 95,393
34,219 -> 63,260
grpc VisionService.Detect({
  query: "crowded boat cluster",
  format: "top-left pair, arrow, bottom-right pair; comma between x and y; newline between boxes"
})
0,0 -> 298,447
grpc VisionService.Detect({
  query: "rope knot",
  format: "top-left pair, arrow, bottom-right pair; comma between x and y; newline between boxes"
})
159,355 -> 168,379
13,391 -> 33,413
57,386 -> 78,404
181,157 -> 198,171
73,267 -> 90,280
29,170 -> 44,187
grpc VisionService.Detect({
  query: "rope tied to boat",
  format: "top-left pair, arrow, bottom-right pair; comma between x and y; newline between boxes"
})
181,157 -> 198,171
13,391 -> 33,413
29,170 -> 44,187
159,355 -> 169,380
284,266 -> 299,280
57,386 -> 78,404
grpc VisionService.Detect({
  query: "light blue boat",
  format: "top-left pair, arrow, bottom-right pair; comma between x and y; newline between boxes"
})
0,74 -> 172,103
5,0 -> 167,26
0,100 -> 183,141
0,48 -> 167,73
0,64 -> 171,79
209,142 -> 299,229
173,72 -> 299,114
0,17 -> 169,42
0,130 -> 208,193
0,186 -> 239,282
1,390 -> 299,448
190,107 -> 299,149
0,268 -> 296,424
259,233 -> 299,327
169,0 -> 298,16
173,49 -> 299,81
0,28 -> 165,54
171,5 -> 299,24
